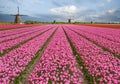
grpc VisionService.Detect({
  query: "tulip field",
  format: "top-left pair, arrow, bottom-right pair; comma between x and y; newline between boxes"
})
0,24 -> 120,84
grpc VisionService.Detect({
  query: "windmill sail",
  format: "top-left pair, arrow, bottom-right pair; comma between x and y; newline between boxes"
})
18,6 -> 19,15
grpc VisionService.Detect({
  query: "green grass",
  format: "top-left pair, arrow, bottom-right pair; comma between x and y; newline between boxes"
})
0,21 -> 12,24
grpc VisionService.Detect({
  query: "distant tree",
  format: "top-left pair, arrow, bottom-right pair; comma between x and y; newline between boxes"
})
24,20 -> 42,24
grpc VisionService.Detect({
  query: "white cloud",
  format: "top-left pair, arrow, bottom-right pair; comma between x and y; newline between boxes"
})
90,9 -> 117,18
108,9 -> 116,14
107,0 -> 112,2
50,5 -> 78,16
50,5 -> 89,19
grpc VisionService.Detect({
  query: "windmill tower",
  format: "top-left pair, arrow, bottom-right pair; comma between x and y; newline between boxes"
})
68,18 -> 74,24
68,16 -> 74,24
13,7 -> 24,24
68,19 -> 72,23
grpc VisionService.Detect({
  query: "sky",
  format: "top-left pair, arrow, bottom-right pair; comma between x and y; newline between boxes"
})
0,0 -> 120,22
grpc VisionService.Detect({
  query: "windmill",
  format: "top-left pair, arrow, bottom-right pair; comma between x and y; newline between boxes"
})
68,16 -> 74,23
68,19 -> 72,23
53,20 -> 56,23
12,7 -> 25,24
68,18 -> 74,24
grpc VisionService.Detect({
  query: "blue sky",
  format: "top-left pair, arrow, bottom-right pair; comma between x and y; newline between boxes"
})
0,0 -> 120,22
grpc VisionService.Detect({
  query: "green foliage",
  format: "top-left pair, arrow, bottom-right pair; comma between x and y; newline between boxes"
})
0,21 -> 12,24
24,20 -> 41,24
48,79 -> 52,84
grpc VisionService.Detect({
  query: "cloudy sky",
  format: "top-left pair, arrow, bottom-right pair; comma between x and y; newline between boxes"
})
0,0 -> 120,22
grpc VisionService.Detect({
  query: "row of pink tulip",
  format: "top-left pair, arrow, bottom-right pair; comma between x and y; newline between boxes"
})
0,25 -> 51,38
64,27 -> 120,84
0,25 -> 51,43
0,27 -> 50,54
0,24 -> 40,30
67,25 -> 120,55
0,25 -> 44,38
0,27 -> 55,84
75,25 -> 120,37
0,24 -> 27,29
73,25 -> 120,43
28,27 -> 84,84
